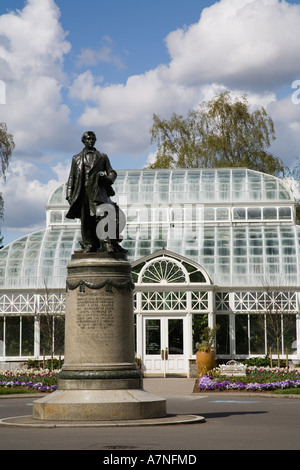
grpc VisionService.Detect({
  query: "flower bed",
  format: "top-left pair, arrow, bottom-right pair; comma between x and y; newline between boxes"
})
198,367 -> 300,392
0,369 -> 59,393
0,381 -> 57,392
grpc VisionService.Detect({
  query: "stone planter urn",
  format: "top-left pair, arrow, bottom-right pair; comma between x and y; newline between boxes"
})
195,325 -> 220,377
196,349 -> 216,377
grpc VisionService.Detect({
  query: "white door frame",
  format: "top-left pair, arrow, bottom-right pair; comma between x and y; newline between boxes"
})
142,315 -> 188,376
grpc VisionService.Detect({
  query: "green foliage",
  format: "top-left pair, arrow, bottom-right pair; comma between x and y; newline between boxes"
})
135,357 -> 142,369
27,358 -> 63,370
0,387 -> 40,395
0,122 -> 14,180
273,387 -> 300,395
149,92 -> 284,176
196,324 -> 220,352
243,356 -> 271,367
0,122 -> 14,244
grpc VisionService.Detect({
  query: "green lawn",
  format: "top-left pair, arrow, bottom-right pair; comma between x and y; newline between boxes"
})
0,387 -> 40,395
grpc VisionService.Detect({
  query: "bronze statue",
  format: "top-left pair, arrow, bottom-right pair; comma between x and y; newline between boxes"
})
66,131 -> 118,252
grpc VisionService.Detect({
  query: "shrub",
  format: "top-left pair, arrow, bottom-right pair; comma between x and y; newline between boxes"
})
243,356 -> 271,367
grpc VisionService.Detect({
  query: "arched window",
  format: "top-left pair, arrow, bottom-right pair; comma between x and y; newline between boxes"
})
132,250 -> 210,286
140,258 -> 188,284
132,250 -> 212,313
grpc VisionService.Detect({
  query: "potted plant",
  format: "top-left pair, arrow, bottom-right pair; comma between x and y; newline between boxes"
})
195,324 -> 220,376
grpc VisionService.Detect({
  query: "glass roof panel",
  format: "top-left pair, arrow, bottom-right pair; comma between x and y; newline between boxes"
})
48,183 -> 66,205
0,168 -> 297,292
46,169 -> 294,208
0,228 -> 81,289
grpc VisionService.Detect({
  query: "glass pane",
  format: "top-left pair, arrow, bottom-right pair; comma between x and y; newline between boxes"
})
247,208 -> 261,220
192,314 -> 208,354
6,317 -> 20,356
168,319 -> 183,354
50,211 -> 63,223
279,207 -> 292,220
204,208 -> 215,221
266,314 -> 282,354
54,316 -> 65,355
235,315 -> 248,354
21,316 -> 34,356
40,315 -> 54,356
216,208 -> 229,221
250,315 -> 265,354
283,315 -> 297,354
263,208 -> 277,220
145,319 -> 161,355
216,315 -> 230,354
233,208 -> 245,220
49,185 -> 63,205
0,317 -> 3,356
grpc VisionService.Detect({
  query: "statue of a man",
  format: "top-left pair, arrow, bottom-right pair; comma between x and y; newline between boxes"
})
66,131 -> 117,252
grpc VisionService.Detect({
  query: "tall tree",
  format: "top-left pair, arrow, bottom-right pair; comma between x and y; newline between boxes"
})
0,122 -> 15,247
148,92 -> 285,176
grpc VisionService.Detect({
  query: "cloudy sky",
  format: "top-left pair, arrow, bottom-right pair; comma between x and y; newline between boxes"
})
1,0 -> 300,245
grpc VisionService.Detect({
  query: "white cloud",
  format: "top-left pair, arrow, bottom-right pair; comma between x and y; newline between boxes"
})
69,0 -> 300,161
75,36 -> 125,70
267,96 -> 300,164
70,68 -> 215,155
2,0 -> 300,242
0,0 -> 72,154
164,0 -> 300,90
0,0 -> 70,79
1,158 -> 70,234
0,0 -> 75,243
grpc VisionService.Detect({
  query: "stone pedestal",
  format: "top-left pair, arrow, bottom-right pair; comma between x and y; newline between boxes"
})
33,252 -> 166,421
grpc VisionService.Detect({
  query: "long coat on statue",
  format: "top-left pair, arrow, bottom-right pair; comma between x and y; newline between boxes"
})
65,148 -> 117,220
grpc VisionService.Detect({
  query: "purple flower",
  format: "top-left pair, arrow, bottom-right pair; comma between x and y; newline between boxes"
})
198,375 -> 300,392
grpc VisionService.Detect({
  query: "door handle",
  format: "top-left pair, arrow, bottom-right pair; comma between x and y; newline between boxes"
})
161,348 -> 168,360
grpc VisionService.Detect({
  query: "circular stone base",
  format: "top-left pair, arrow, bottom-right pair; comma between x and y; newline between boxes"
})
32,388 -> 167,422
0,414 -> 205,428
57,367 -> 143,390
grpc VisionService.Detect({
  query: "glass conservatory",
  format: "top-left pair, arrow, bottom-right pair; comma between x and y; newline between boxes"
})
0,168 -> 299,375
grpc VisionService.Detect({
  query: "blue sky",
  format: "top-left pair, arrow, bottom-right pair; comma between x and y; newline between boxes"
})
1,0 -> 300,245
58,0 -> 216,121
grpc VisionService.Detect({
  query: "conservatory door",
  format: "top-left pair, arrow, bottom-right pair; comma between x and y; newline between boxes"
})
143,316 -> 186,376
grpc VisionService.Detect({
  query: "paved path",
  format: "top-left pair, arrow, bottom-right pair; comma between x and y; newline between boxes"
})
0,378 -> 299,451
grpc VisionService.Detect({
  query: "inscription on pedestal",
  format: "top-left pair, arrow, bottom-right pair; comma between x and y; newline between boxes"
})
76,291 -> 115,344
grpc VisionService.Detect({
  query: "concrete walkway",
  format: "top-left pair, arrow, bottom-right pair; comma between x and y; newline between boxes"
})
143,377 -> 196,397
0,377 -> 202,428
1,377 -> 300,449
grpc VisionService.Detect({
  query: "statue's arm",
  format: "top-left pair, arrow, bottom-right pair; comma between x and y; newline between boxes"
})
66,158 -> 76,202
103,154 -> 117,185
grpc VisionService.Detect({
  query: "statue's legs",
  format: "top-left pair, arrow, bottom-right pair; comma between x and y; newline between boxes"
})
79,192 -> 100,252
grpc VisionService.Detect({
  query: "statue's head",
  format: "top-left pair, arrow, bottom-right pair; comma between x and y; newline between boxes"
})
82,131 -> 96,147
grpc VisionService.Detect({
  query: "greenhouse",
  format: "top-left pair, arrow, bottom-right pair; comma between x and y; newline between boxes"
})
0,168 -> 299,376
